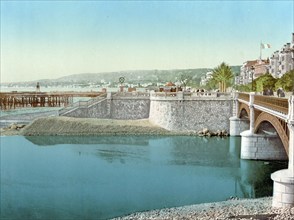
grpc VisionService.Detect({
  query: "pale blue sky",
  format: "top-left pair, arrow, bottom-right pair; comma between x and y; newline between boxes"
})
1,0 -> 293,83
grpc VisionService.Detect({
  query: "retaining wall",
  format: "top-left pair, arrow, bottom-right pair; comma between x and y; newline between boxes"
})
149,94 -> 233,131
61,92 -> 233,132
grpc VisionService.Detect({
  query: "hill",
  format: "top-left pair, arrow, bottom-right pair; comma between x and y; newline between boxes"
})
1,66 -> 240,88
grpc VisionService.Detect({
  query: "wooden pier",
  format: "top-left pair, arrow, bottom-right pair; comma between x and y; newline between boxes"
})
0,91 -> 105,110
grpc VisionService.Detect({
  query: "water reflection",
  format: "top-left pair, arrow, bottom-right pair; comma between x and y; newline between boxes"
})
25,135 -> 288,197
1,135 -> 288,220
25,135 -> 150,146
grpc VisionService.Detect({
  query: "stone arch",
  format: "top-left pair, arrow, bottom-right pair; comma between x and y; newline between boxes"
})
238,103 -> 250,119
254,112 -> 289,155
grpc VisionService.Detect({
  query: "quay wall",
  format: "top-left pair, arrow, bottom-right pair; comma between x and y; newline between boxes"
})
60,92 -> 233,132
149,95 -> 233,131
62,93 -> 150,120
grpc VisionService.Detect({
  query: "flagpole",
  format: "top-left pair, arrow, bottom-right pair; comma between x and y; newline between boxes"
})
260,41 -> 262,60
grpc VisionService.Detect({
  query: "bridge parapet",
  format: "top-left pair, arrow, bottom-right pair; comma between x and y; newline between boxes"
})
254,95 -> 288,115
237,92 -> 288,121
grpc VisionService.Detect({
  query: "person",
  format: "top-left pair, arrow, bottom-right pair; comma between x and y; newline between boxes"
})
36,82 -> 40,92
280,89 -> 285,97
277,88 -> 281,97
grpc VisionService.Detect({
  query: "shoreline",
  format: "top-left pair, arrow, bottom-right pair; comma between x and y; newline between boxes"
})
0,116 -> 229,137
112,197 -> 294,220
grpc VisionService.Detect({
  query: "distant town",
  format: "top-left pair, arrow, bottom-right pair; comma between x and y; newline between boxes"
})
1,33 -> 293,94
201,33 -> 294,92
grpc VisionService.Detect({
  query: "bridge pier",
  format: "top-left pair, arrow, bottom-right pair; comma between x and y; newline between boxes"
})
229,92 -> 249,136
229,117 -> 249,136
240,130 -> 287,160
272,96 -> 294,207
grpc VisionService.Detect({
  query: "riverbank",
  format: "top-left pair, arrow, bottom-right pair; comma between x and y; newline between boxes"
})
0,116 -> 185,136
0,116 -> 230,137
113,197 -> 294,220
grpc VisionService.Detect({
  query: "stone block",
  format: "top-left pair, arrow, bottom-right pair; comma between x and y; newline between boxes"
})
282,193 -> 294,203
273,191 -> 282,201
274,182 -> 286,193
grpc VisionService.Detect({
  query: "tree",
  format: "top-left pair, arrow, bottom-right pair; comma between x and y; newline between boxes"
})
211,62 -> 234,92
275,70 -> 294,92
254,73 -> 277,92
179,73 -> 193,89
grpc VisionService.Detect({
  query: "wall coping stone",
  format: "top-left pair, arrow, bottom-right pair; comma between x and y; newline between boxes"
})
272,169 -> 294,183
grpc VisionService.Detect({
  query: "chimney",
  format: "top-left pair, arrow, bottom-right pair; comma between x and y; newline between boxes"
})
292,33 -> 294,44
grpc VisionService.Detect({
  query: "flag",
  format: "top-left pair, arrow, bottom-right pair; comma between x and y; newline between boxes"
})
261,43 -> 271,49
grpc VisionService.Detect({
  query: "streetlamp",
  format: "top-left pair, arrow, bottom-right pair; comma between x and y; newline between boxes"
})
250,66 -> 255,91
291,48 -> 294,95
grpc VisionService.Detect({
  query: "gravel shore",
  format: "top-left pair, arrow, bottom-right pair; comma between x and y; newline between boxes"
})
1,116 -> 192,136
113,197 -> 294,220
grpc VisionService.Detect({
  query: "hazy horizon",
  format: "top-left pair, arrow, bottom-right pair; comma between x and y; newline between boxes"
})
1,1 -> 293,83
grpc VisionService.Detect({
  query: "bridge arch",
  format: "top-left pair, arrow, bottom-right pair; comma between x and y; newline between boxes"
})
238,103 -> 250,119
254,112 -> 289,155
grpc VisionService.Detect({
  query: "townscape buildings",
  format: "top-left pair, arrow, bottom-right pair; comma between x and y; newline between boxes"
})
235,33 -> 294,86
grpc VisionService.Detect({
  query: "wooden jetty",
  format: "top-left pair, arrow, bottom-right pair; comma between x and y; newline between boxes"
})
0,91 -> 105,110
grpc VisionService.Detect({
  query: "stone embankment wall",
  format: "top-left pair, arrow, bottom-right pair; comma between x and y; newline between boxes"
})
61,92 -> 150,120
61,92 -> 233,132
62,99 -> 109,118
149,92 -> 233,131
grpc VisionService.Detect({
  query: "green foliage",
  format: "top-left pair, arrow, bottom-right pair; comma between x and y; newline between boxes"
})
235,84 -> 251,92
209,62 -> 234,92
275,70 -> 294,92
179,73 -> 193,88
254,74 -> 277,92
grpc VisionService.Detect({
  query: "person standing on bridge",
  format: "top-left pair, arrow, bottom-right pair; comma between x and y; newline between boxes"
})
36,82 -> 40,92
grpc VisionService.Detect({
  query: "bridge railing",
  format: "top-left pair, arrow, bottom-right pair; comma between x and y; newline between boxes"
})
237,92 -> 289,115
238,93 -> 250,103
254,95 -> 288,115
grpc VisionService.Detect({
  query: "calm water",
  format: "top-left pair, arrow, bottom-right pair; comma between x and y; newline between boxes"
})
0,136 -> 287,220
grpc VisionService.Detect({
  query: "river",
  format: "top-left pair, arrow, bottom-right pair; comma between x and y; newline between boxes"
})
0,135 -> 287,219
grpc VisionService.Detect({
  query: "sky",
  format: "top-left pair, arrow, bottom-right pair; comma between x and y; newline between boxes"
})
1,0 -> 293,83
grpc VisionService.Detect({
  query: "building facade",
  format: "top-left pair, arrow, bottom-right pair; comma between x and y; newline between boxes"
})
269,33 -> 294,78
236,33 -> 294,86
236,60 -> 268,85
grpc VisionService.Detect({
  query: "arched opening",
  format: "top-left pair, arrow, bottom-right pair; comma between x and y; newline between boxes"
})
256,121 -> 278,135
240,109 -> 249,119
238,103 -> 250,119
254,112 -> 289,156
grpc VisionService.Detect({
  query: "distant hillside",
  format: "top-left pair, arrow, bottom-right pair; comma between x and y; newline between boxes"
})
2,66 -> 241,88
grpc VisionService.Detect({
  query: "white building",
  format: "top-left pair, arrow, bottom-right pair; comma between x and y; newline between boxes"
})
200,71 -> 213,86
269,33 -> 294,78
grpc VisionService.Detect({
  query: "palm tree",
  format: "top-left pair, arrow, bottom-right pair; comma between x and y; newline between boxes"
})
212,62 -> 234,92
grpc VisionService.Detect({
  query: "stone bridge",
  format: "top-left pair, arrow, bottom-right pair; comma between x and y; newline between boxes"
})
230,92 -> 294,208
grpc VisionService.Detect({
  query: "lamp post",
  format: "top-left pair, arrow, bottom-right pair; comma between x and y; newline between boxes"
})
250,66 -> 255,91
291,49 -> 294,95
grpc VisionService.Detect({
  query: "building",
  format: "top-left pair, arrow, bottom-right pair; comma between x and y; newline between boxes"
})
253,59 -> 270,79
200,71 -> 213,86
269,33 -> 294,78
236,60 -> 268,85
236,33 -> 294,85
